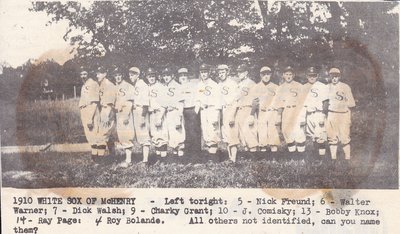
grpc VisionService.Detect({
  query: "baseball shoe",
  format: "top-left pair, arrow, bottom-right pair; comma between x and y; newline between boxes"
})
138,161 -> 150,169
118,161 -> 132,168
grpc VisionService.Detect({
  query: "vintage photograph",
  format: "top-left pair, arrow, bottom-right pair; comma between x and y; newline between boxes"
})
0,1 -> 398,189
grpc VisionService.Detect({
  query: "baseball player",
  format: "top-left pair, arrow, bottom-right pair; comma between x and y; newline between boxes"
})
147,67 -> 168,158
114,67 -> 135,167
129,66 -> 151,165
326,67 -> 356,160
162,67 -> 185,156
236,64 -> 258,152
250,66 -> 280,152
178,68 -> 202,155
217,64 -> 240,162
302,67 -> 329,156
95,65 -> 117,158
79,69 -> 100,156
276,66 -> 306,153
194,64 -> 221,155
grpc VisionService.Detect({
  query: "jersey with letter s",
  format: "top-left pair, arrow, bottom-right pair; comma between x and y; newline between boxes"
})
328,82 -> 355,112
79,78 -> 99,108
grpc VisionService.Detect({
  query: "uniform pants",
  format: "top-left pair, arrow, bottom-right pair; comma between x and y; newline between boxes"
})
96,106 -> 115,146
116,109 -> 135,149
221,105 -> 240,146
132,106 -> 151,146
166,109 -> 185,149
326,111 -> 351,145
80,105 -> 99,145
281,107 -> 306,144
306,111 -> 327,143
200,107 -> 221,147
149,110 -> 168,148
236,106 -> 258,149
183,108 -> 201,153
258,110 -> 280,147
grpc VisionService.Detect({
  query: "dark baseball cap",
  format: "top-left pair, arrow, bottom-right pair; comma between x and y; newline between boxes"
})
237,64 -> 249,72
162,67 -> 173,75
97,65 -> 107,73
199,64 -> 209,71
306,67 -> 318,75
147,67 -> 157,75
283,66 -> 294,73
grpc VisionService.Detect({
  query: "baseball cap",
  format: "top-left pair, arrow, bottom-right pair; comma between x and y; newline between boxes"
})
129,67 -> 140,74
199,64 -> 209,71
237,64 -> 249,72
97,65 -> 107,73
306,67 -> 318,75
178,68 -> 189,74
329,67 -> 341,74
283,66 -> 294,73
162,67 -> 173,75
260,66 -> 272,73
147,67 -> 157,75
217,64 -> 229,70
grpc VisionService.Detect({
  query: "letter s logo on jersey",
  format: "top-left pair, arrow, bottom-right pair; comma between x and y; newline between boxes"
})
119,88 -> 126,97
311,88 -> 318,97
204,86 -> 212,96
167,88 -> 175,97
222,86 -> 229,95
290,88 -> 298,97
150,89 -> 158,97
241,87 -> 249,96
134,87 -> 140,96
335,91 -> 346,101
268,88 -> 276,96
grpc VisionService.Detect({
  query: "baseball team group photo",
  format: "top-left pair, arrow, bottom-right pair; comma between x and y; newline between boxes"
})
1,1 -> 398,189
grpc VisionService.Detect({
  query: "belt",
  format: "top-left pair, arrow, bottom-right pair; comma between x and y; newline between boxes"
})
202,105 -> 215,109
307,109 -> 323,114
285,105 -> 296,108
167,107 -> 179,112
261,108 -> 275,112
222,104 -> 234,108
329,110 -> 349,113
133,104 -> 144,110
238,105 -> 252,110
151,109 -> 162,113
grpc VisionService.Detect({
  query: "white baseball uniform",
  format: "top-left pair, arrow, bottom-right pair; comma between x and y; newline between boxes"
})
303,81 -> 329,143
236,77 -> 258,149
219,78 -> 240,146
164,80 -> 185,149
96,78 -> 117,146
326,81 -> 355,145
115,80 -> 135,149
195,78 -> 221,147
79,78 -> 100,146
148,82 -> 168,148
251,81 -> 280,147
276,80 -> 306,146
132,79 -> 151,146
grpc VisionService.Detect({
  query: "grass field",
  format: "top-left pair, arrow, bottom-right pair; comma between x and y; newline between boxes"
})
0,90 -> 398,188
1,149 -> 397,188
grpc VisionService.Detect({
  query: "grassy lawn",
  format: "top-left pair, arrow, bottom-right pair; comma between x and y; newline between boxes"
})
0,90 -> 398,188
1,149 -> 397,189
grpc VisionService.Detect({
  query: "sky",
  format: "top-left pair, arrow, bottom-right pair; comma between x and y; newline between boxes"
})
0,0 -> 74,68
